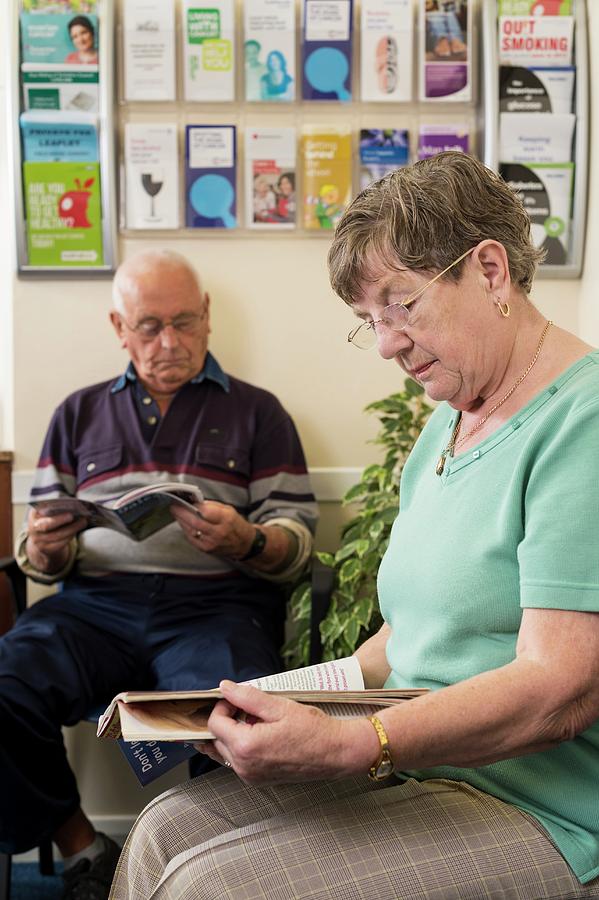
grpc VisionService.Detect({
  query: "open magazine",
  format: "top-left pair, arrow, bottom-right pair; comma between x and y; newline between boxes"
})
98,658 -> 427,785
31,482 -> 204,542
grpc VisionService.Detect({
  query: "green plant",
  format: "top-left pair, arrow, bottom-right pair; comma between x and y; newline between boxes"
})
284,378 -> 433,667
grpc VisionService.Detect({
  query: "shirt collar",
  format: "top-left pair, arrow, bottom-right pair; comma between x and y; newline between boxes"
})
111,352 -> 230,394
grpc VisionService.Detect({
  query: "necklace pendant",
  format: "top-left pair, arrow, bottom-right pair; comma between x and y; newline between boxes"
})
436,454 -> 447,476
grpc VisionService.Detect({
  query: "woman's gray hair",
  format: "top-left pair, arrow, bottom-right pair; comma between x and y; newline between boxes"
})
328,151 -> 546,305
112,250 -> 201,313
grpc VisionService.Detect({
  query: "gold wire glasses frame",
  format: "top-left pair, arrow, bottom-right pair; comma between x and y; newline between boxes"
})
347,246 -> 476,350
121,312 -> 203,341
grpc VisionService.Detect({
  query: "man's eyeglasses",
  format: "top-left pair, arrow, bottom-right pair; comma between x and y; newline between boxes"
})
347,247 -> 475,350
121,312 -> 203,342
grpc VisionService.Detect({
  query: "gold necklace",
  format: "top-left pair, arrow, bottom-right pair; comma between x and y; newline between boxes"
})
435,319 -> 553,476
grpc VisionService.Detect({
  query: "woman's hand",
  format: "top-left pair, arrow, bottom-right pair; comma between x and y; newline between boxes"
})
194,681 -> 380,785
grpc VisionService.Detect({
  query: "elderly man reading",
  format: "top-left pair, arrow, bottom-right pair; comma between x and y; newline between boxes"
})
0,250 -> 317,900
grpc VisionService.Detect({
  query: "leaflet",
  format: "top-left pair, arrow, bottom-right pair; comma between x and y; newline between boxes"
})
497,1 -> 572,14
499,66 -> 574,114
302,0 -> 353,101
185,125 -> 237,229
21,63 -> 99,112
359,129 -> 409,190
20,111 -> 99,162
500,161 -> 573,265
360,0 -> 413,102
122,0 -> 176,101
21,12 -> 99,65
498,16 -> 574,67
244,0 -> 296,101
301,126 -> 351,230
23,160 -> 103,267
245,127 -> 296,229
22,1 -> 99,10
500,111 -> 575,163
124,123 -> 179,230
420,0 -> 472,102
182,0 -> 235,101
417,123 -> 469,159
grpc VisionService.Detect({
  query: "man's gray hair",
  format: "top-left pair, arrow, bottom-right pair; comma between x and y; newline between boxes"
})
112,250 -> 202,313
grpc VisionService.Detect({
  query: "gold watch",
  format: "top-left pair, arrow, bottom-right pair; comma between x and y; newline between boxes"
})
368,715 -> 394,781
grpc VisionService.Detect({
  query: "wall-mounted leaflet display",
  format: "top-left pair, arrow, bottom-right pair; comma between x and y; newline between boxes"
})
302,0 -> 353,100
420,0 -> 472,101
182,0 -> 235,101
244,0 -> 296,101
482,0 -> 588,278
9,0 -> 117,275
185,125 -> 237,228
245,127 -> 297,228
122,0 -> 176,101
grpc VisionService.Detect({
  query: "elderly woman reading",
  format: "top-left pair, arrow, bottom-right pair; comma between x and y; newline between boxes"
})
110,153 -> 599,899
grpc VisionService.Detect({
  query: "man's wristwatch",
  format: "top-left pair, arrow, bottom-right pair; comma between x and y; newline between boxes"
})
367,715 -> 395,781
240,526 -> 267,561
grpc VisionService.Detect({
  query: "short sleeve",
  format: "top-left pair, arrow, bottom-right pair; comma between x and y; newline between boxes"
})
519,398 -> 599,611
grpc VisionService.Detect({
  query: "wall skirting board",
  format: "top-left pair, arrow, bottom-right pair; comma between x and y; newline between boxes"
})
11,467 -> 363,506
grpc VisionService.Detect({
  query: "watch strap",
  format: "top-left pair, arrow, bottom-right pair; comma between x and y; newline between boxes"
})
368,715 -> 394,782
240,526 -> 267,561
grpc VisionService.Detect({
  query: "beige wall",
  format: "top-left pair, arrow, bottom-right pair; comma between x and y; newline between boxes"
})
2,0 -> 598,833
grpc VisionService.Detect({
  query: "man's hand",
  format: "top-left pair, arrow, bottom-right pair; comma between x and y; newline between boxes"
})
171,501 -> 255,559
25,507 -> 87,575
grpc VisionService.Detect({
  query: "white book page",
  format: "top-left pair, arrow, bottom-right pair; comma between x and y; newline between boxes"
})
247,656 -> 364,691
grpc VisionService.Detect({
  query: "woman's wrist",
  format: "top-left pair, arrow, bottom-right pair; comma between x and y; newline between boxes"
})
338,717 -> 384,777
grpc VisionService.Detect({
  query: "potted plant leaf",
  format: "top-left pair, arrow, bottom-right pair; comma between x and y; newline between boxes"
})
284,378 -> 433,667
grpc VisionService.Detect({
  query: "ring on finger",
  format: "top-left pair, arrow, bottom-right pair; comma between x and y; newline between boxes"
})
223,760 -> 232,768
195,529 -> 202,539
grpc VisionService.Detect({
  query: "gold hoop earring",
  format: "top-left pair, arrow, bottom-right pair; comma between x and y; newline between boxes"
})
495,299 -> 510,318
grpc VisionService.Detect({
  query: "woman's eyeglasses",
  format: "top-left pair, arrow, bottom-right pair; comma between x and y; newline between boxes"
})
347,247 -> 475,350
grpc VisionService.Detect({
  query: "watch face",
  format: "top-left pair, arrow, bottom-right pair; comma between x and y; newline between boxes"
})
376,757 -> 394,779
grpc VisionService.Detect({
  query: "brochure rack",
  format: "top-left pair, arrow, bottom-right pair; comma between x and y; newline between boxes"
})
481,0 -> 589,278
8,1 -> 118,277
116,0 -> 479,238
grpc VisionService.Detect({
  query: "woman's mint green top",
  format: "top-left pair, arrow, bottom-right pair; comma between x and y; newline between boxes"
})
380,352 -> 599,883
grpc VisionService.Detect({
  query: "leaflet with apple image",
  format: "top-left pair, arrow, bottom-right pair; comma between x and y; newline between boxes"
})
23,161 -> 103,267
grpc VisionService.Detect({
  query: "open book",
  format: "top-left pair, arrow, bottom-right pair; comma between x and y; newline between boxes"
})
31,482 -> 204,542
98,657 -> 427,743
